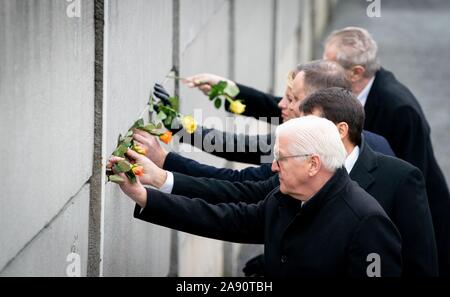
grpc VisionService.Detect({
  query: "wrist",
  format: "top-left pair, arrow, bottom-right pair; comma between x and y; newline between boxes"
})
157,149 -> 169,168
153,169 -> 168,189
135,187 -> 147,209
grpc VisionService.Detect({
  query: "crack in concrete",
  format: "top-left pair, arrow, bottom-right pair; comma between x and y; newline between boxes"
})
0,178 -> 92,275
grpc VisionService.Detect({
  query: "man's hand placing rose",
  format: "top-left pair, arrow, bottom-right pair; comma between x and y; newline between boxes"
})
132,129 -> 169,168
107,156 -> 147,208
108,149 -> 169,207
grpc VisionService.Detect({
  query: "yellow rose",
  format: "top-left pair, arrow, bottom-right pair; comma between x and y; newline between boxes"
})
229,100 -> 246,114
181,115 -> 198,134
132,144 -> 147,155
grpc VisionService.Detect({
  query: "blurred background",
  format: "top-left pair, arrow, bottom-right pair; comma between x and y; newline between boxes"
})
1,0 -> 449,276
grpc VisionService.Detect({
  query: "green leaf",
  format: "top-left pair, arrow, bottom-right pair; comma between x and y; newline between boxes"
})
154,129 -> 166,135
123,136 -> 133,144
131,119 -> 145,129
143,123 -> 156,131
122,142 -> 132,149
216,81 -> 227,91
164,115 -> 174,127
157,111 -> 167,121
214,98 -> 222,109
224,83 -> 240,97
168,96 -> 180,113
208,81 -> 227,100
108,174 -> 125,184
125,171 -> 137,184
112,144 -> 129,157
113,160 -> 132,173
158,105 -> 178,116
156,122 -> 163,129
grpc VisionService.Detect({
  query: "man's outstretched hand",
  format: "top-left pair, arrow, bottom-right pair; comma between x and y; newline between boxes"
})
133,129 -> 168,168
184,73 -> 236,96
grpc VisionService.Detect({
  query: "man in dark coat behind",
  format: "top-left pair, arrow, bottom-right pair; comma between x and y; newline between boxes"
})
322,26 -> 450,276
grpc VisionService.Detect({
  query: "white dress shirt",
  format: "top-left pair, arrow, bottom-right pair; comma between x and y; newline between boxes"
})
357,76 -> 375,106
344,146 -> 360,174
159,171 -> 174,193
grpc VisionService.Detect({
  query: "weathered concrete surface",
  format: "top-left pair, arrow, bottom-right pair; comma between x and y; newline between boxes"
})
176,0 -> 230,277
1,185 -> 90,277
0,0 -> 94,275
274,0 -> 302,94
180,0 -> 226,55
234,0 -> 273,92
102,0 -> 173,276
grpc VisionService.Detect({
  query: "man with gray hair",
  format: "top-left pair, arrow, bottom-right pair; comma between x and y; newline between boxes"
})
323,26 -> 450,276
110,116 -> 402,277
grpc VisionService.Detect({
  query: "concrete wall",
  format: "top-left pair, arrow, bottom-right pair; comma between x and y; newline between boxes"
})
0,0 -> 334,277
0,0 -> 94,276
102,0 -> 173,277
274,0 -> 303,95
177,0 -> 229,277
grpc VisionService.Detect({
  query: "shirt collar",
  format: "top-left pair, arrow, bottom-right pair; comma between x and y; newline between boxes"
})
357,76 -> 375,106
345,145 -> 360,174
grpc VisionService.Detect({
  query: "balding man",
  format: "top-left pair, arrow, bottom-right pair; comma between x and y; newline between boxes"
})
322,26 -> 450,277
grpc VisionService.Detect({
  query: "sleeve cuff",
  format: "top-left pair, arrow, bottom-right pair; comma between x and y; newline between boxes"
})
159,171 -> 174,194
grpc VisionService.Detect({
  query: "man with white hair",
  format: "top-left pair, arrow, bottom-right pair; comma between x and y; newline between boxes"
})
110,116 -> 402,277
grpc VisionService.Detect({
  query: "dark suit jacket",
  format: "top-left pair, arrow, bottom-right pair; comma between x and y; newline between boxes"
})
172,83 -> 280,164
169,140 -> 438,276
365,68 -> 450,276
164,131 -> 394,183
175,84 -> 394,164
135,168 -> 402,277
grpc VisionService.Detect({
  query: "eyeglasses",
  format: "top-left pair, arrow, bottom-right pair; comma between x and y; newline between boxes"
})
274,154 -> 312,167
